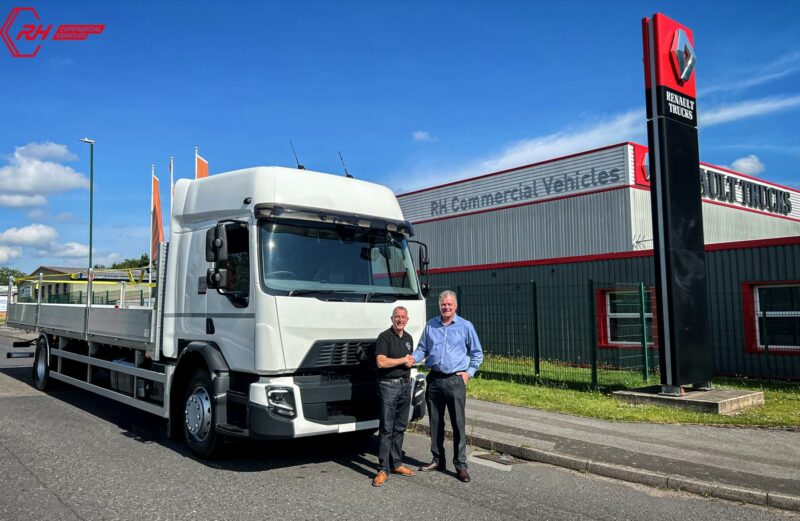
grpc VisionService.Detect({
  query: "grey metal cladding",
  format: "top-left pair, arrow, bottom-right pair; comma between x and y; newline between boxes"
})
415,189 -> 635,269
426,241 -> 799,380
629,189 -> 800,246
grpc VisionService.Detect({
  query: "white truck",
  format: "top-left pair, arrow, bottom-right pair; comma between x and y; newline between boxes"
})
7,166 -> 429,458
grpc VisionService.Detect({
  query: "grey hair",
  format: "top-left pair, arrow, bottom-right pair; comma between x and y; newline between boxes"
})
392,306 -> 408,317
438,290 -> 457,306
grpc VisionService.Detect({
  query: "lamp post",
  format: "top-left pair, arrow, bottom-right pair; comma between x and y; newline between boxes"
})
79,138 -> 95,270
79,138 -> 95,304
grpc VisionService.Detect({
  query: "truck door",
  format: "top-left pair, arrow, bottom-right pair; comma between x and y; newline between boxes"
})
206,221 -> 256,371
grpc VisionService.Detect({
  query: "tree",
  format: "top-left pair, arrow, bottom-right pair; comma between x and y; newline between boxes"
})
94,253 -> 150,270
0,266 -> 27,282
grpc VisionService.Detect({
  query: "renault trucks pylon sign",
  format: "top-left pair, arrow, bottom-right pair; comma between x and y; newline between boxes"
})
643,13 -> 713,391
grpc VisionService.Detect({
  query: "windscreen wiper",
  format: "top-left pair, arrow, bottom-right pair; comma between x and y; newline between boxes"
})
287,289 -> 358,297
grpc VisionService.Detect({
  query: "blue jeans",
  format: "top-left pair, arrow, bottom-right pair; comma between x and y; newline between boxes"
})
378,379 -> 411,473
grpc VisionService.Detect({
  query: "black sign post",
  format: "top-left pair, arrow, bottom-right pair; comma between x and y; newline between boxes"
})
643,14 -> 713,394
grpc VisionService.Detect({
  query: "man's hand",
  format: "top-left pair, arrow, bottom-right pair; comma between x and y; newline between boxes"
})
457,371 -> 470,384
404,355 -> 415,368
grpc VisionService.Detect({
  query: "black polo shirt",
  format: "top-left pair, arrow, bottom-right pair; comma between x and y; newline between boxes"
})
375,327 -> 414,380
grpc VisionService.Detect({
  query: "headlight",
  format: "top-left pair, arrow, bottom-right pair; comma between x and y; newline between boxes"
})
266,386 -> 296,418
414,374 -> 425,398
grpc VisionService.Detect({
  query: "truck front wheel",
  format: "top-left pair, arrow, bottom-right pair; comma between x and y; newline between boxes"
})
183,368 -> 220,458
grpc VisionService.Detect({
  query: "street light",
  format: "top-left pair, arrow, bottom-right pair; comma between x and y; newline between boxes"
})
79,138 -> 95,306
78,138 -> 95,273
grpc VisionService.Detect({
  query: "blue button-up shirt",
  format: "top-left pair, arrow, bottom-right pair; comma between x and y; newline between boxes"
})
412,314 -> 484,377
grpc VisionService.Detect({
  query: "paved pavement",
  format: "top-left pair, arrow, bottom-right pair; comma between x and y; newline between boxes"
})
3,326 -> 799,513
410,396 -> 800,512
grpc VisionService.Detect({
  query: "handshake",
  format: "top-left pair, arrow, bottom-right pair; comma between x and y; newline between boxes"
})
403,354 -> 416,368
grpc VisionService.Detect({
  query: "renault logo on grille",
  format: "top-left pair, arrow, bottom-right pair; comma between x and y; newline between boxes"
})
671,29 -> 696,82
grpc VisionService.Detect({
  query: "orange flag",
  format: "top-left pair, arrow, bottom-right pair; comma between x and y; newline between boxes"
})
151,174 -> 164,262
195,148 -> 209,179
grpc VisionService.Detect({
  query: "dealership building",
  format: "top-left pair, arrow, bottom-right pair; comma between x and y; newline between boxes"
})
398,142 -> 800,380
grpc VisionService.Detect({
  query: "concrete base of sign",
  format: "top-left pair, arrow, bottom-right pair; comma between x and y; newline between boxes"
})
613,386 -> 764,415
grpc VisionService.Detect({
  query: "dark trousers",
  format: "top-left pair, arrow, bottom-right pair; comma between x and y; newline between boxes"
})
426,372 -> 467,470
378,379 -> 411,473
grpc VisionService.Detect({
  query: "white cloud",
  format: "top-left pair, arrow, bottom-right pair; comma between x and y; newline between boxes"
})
729,155 -> 765,176
0,142 -> 89,195
396,110 -> 644,192
700,95 -> 800,127
0,224 -> 59,246
14,142 -> 78,162
0,194 -> 47,207
54,242 -> 90,258
412,130 -> 433,142
0,246 -> 22,263
700,51 -> 800,95
25,209 -> 74,221
394,92 -> 800,193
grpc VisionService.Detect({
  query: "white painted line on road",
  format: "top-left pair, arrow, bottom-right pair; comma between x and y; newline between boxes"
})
469,452 -> 513,472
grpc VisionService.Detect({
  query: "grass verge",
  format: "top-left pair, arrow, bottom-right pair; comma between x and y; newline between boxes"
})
459,356 -> 800,428
466,376 -> 800,428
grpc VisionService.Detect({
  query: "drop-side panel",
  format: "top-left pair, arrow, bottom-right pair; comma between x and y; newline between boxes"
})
7,303 -> 37,329
88,306 -> 154,346
38,304 -> 87,335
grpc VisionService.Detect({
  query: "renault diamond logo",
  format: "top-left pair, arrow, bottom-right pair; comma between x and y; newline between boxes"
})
671,29 -> 696,82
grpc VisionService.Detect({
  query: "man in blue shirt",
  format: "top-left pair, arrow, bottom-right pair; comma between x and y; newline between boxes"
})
412,289 -> 483,482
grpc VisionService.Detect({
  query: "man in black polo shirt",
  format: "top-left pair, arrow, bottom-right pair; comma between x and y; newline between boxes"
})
372,306 -> 416,487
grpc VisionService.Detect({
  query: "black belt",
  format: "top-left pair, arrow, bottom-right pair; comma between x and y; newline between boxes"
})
428,370 -> 458,378
380,376 -> 410,383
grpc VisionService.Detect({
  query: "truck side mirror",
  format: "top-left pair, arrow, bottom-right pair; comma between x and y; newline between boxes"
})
206,268 -> 230,290
205,223 -> 228,263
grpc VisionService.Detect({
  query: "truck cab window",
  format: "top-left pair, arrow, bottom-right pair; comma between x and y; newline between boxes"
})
221,223 -> 250,307
259,219 -> 419,300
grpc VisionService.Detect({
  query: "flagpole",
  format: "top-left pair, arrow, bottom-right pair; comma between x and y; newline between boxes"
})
149,164 -> 154,304
169,156 -> 174,217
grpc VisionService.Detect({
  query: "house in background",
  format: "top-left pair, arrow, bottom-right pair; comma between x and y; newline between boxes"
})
17,266 -> 152,307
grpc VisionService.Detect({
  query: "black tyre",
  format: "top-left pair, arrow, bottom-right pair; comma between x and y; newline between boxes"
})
183,368 -> 221,458
31,336 -> 51,391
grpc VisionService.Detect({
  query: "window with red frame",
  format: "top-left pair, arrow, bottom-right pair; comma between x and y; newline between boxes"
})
752,284 -> 800,351
599,290 -> 655,347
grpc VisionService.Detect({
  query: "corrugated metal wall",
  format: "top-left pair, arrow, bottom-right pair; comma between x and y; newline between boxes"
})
423,241 -> 799,380
629,189 -> 800,245
415,189 -> 635,269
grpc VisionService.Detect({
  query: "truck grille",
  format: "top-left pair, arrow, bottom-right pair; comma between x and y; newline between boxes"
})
299,340 -> 376,369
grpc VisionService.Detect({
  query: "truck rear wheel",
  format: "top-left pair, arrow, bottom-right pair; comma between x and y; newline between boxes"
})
32,336 -> 51,391
183,368 -> 221,458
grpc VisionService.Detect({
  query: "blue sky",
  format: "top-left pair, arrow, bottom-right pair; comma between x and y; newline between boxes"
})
1,0 -> 799,272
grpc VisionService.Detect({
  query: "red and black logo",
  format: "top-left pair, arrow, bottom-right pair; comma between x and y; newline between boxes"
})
643,14 -> 697,127
1,6 -> 104,58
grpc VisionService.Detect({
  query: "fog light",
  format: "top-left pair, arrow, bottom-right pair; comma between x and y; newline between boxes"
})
266,387 -> 296,418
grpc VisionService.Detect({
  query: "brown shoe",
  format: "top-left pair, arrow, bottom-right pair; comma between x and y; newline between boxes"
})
456,468 -> 471,482
392,466 -> 416,477
419,460 -> 444,472
372,471 -> 388,487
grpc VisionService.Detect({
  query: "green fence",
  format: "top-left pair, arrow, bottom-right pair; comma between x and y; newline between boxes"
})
425,281 -> 660,389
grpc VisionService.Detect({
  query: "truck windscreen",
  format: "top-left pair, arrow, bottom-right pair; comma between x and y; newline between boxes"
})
259,220 -> 420,299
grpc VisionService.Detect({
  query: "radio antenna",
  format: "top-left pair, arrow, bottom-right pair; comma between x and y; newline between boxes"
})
338,150 -> 353,178
290,140 -> 305,170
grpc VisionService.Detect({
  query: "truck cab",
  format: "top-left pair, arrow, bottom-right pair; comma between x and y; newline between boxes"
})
163,167 -> 428,454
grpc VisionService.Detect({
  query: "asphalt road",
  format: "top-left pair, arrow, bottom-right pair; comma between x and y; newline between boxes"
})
1,330 -> 797,521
